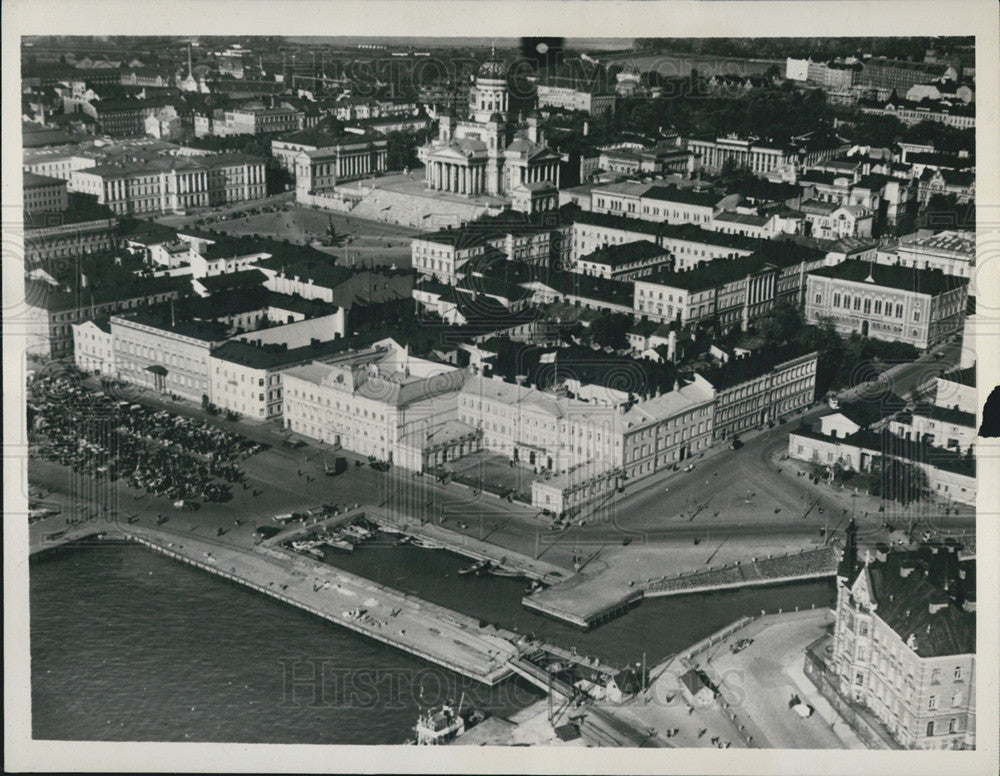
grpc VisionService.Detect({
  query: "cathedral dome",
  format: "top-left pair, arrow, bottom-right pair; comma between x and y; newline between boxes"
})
478,57 -> 507,79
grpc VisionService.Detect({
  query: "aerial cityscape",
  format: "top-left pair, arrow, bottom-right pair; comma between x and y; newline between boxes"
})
17,32 -> 981,754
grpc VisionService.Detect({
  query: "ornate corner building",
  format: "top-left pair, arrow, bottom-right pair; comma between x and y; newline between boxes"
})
828,522 -> 976,750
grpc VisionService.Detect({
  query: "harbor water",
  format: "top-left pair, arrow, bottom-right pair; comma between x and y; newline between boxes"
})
30,539 -> 834,744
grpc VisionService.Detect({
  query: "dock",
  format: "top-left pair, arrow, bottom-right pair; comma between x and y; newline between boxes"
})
115,521 -> 521,685
365,507 -> 570,585
522,579 -> 644,630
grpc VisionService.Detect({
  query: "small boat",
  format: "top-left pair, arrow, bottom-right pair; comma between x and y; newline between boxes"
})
342,524 -> 373,542
322,536 -> 354,552
525,579 -> 545,595
290,540 -> 324,559
458,559 -> 491,576
488,565 -> 523,578
396,534 -> 414,546
412,693 -> 484,745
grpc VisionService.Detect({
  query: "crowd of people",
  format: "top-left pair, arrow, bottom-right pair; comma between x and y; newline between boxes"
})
28,375 -> 265,505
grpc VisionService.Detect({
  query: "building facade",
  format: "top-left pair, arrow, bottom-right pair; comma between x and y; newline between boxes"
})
71,318 -> 115,374
23,172 -> 69,214
281,339 -> 466,463
110,312 -> 230,403
805,261 -> 968,350
705,351 -> 818,442
830,541 -> 975,749
71,154 -> 267,215
293,138 -> 388,195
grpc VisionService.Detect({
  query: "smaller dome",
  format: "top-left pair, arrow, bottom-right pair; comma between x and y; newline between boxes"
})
525,109 -> 541,120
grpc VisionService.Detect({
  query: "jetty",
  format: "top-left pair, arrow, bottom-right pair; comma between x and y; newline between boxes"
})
115,520 -> 521,685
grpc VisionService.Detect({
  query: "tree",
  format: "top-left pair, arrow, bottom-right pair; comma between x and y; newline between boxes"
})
589,312 -> 630,350
757,301 -> 805,346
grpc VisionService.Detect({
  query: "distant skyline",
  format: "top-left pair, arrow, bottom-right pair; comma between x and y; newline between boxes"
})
285,36 -> 635,51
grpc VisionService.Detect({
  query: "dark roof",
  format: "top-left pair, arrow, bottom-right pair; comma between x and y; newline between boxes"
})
538,269 -> 633,306
700,345 -> 817,391
642,185 -> 721,208
842,547 -> 975,658
25,273 -> 186,312
22,171 -> 66,188
24,193 -> 115,229
731,178 -> 802,203
571,209 -> 760,253
920,168 -> 976,187
855,173 -> 889,191
119,217 -> 179,245
908,402 -> 976,428
905,152 -> 972,170
274,127 -> 364,148
117,306 -> 230,342
807,260 -> 968,296
210,337 -> 349,369
577,240 -> 667,268
796,424 -> 975,477
835,397 -> 904,428
798,170 -> 840,186
641,241 -> 825,293
195,269 -> 268,292
940,365 -> 975,388
679,668 -> 716,696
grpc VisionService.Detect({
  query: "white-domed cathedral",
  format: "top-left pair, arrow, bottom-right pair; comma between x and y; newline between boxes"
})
420,51 -> 561,200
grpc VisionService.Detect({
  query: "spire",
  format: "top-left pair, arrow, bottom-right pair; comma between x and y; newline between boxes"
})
491,41 -> 496,59
188,43 -> 193,77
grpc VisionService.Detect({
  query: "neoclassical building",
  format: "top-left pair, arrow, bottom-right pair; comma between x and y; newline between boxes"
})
419,54 -> 561,198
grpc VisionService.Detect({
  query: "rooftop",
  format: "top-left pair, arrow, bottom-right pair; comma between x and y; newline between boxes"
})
577,240 -> 667,268
24,193 -> 115,229
116,306 -> 231,343
642,185 -> 723,208
699,345 -> 817,391
640,241 -> 825,293
210,337 -> 349,370
22,171 -> 66,189
807,259 -> 968,296
898,230 -> 975,257
841,547 -> 975,658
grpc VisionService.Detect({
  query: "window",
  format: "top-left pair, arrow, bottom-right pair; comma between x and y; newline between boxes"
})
931,668 -> 941,684
926,721 -> 935,737
854,671 -> 864,686
928,695 -> 937,710
948,718 -> 957,734
951,692 -> 961,708
815,293 -> 822,304
954,666 -> 963,681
